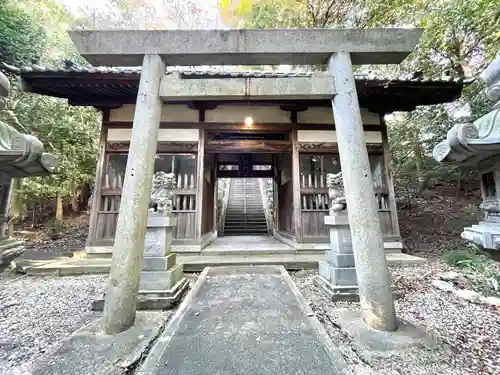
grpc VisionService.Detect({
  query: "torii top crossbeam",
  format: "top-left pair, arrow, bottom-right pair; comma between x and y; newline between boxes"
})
68,28 -> 423,67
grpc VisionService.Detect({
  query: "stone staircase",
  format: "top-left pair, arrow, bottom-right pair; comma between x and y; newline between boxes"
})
223,178 -> 268,236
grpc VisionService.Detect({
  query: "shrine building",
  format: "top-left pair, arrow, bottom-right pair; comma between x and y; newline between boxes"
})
10,43 -> 466,258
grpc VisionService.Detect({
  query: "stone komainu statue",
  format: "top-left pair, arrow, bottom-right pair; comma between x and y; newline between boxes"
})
326,172 -> 346,214
150,172 -> 176,216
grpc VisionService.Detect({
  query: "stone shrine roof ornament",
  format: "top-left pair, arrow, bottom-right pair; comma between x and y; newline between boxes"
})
433,56 -> 500,258
433,58 -> 500,165
0,71 -> 57,177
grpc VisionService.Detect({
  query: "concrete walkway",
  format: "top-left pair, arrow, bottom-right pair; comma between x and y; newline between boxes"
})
137,266 -> 347,375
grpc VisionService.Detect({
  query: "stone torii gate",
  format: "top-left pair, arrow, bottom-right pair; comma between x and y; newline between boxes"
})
69,28 -> 423,334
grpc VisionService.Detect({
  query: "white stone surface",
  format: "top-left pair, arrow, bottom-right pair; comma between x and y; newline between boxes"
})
480,296 -> 500,307
110,104 -> 198,122
107,128 -> 199,142
438,271 -> 459,281
453,289 -> 482,302
297,129 -> 382,144
205,105 -> 290,123
432,279 -> 454,292
297,106 -> 380,125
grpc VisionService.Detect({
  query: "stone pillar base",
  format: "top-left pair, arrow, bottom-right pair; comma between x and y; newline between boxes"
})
92,277 -> 189,311
140,262 -> 183,291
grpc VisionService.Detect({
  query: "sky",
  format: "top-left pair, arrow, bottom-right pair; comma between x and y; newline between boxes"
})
57,0 -> 223,28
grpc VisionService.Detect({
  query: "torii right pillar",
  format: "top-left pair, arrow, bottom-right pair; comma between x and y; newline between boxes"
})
329,52 -> 397,331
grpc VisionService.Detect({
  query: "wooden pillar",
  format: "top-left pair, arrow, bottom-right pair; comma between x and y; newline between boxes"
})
86,120 -> 108,248
380,115 -> 401,239
212,154 -> 218,234
291,129 -> 302,243
195,129 -> 205,239
272,154 -> 280,232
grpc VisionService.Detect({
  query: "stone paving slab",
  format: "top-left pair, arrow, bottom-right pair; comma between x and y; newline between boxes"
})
137,265 -> 347,375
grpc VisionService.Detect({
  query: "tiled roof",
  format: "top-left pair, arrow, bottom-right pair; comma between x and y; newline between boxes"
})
2,62 -> 472,84
0,62 -> 469,111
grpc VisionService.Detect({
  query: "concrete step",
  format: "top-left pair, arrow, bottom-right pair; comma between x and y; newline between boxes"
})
224,227 -> 268,231
224,220 -> 267,224
223,231 -> 269,235
201,248 -> 296,257
225,213 -> 265,217
226,208 -> 262,210
225,213 -> 265,216
224,221 -> 267,226
225,219 -> 266,223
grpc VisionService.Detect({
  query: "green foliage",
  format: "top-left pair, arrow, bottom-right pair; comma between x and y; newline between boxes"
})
50,218 -> 67,233
0,0 -> 101,220
218,0 -> 500,192
1,89 -> 100,202
0,0 -> 46,65
442,244 -> 500,294
460,203 -> 480,219
442,244 -> 481,266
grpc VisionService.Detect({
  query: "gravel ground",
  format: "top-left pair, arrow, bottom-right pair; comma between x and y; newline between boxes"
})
292,260 -> 500,375
0,272 -> 106,375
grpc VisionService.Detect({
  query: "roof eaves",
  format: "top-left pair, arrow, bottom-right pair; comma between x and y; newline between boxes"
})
1,63 -> 473,84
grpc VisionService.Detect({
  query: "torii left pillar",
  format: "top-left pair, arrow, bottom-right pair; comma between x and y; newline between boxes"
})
102,54 -> 165,334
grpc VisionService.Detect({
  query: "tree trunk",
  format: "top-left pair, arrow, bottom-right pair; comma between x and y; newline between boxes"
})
80,182 -> 90,211
8,178 -> 24,233
70,180 -> 80,214
31,205 -> 36,228
456,179 -> 462,197
56,191 -> 64,222
413,140 -> 426,192
71,193 -> 79,214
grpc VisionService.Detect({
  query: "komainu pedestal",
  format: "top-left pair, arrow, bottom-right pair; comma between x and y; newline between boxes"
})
139,213 -> 184,293
137,172 -> 189,309
314,213 -> 359,300
314,173 -> 359,300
